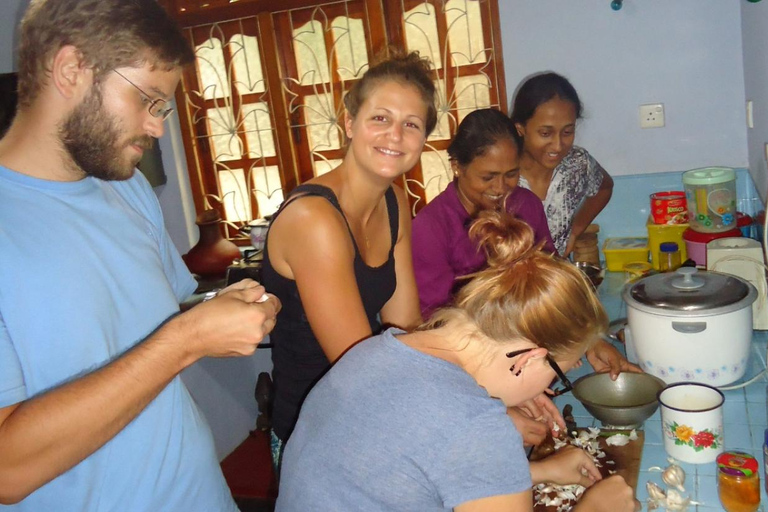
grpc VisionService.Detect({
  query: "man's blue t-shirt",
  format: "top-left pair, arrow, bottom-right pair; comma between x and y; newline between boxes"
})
277,328 -> 532,511
0,166 -> 237,511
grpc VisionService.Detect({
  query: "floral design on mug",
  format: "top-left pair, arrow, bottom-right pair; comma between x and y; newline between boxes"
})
664,420 -> 721,451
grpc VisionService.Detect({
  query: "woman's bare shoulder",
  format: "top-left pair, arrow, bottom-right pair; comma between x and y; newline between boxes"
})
271,194 -> 348,239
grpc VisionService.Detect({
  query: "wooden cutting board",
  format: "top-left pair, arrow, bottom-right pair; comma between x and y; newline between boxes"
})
530,429 -> 644,511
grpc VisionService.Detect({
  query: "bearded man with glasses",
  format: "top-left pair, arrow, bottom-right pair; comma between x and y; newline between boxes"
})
0,1 -> 281,510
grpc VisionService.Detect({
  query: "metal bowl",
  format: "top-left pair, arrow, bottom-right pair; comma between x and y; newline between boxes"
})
572,372 -> 666,429
574,261 -> 604,289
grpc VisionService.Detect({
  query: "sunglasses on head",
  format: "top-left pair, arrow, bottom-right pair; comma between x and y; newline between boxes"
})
505,348 -> 573,397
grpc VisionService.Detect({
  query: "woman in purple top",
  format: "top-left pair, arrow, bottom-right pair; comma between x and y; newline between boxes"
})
412,108 -> 553,320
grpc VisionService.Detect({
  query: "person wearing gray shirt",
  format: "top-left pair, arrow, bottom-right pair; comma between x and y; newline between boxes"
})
277,212 -> 638,512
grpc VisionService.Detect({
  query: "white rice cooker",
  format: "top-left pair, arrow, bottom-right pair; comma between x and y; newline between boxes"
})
622,267 -> 757,386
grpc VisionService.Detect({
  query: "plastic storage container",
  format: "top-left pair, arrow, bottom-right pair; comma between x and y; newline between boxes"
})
683,167 -> 737,233
647,217 -> 689,270
602,237 -> 649,272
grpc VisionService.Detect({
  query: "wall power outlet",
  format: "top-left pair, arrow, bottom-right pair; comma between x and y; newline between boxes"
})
639,103 -> 665,128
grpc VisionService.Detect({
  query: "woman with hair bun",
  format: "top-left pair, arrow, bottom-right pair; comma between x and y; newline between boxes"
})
412,108 -> 638,447
277,212 -> 638,512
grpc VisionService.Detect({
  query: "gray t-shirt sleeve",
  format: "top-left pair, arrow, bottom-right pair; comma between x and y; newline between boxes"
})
432,410 -> 532,508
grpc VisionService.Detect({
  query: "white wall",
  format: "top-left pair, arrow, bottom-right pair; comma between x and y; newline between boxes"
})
499,0 -> 749,176
741,1 -> 768,203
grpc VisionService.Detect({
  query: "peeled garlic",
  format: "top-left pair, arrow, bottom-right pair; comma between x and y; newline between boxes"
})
605,433 -> 631,446
661,462 -> 686,492
664,489 -> 691,511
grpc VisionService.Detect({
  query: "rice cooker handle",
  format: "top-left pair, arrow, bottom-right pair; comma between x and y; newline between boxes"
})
671,321 -> 707,334
671,267 -> 706,290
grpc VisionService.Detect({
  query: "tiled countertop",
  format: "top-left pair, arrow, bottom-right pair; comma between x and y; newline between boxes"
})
555,271 -> 768,511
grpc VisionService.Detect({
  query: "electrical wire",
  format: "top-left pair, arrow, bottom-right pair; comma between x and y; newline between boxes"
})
717,369 -> 767,390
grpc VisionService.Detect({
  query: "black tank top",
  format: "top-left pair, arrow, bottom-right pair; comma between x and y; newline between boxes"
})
261,184 -> 399,441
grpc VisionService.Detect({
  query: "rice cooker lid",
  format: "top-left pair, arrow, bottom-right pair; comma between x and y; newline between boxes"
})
624,267 -> 757,315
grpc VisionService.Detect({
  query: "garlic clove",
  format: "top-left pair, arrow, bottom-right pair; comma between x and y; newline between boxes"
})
605,433 -> 631,446
661,463 -> 686,492
646,481 -> 666,501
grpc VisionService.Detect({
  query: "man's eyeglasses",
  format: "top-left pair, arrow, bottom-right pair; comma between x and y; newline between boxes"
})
113,69 -> 174,120
506,348 -> 573,397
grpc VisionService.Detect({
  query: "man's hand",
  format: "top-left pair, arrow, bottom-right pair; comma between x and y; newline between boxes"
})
586,339 -> 642,380
169,279 -> 281,362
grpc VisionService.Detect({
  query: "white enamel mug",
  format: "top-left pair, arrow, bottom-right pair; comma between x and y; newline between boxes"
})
658,382 -> 725,464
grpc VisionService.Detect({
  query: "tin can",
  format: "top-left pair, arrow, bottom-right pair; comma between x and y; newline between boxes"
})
651,191 -> 688,225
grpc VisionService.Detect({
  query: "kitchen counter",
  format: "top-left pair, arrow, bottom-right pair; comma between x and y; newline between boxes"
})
555,271 -> 768,511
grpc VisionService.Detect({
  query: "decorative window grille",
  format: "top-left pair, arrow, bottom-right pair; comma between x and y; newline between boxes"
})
162,0 -> 506,241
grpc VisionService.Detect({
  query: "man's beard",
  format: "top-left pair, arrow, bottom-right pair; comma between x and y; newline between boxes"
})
59,85 -> 152,181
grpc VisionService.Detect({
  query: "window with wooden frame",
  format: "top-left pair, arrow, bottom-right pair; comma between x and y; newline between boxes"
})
161,0 -> 507,242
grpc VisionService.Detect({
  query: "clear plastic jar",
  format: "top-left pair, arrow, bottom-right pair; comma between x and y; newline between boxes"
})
718,451 -> 761,512
658,242 -> 681,272
682,167 -> 737,233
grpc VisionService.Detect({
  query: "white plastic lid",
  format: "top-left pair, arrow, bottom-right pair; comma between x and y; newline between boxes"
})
682,167 -> 736,186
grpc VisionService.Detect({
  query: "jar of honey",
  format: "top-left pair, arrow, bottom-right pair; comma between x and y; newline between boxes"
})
718,451 -> 761,512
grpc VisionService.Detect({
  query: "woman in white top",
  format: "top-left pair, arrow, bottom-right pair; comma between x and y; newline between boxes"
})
512,72 -> 614,257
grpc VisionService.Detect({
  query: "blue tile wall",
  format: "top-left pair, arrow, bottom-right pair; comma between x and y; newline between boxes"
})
593,168 -> 763,250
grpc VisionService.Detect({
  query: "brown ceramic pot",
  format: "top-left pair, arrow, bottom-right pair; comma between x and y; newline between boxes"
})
183,209 -> 241,279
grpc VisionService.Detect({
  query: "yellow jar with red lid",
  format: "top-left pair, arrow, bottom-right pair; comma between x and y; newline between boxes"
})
717,451 -> 761,512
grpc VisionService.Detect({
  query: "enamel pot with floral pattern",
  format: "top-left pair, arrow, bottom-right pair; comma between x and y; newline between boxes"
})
623,267 -> 756,387
658,382 -> 724,463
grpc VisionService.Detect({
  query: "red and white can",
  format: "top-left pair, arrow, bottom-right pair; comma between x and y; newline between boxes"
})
650,191 -> 688,225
